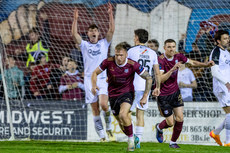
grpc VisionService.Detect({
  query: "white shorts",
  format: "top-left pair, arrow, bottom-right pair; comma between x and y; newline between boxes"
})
214,91 -> 230,107
84,76 -> 108,104
130,91 -> 149,111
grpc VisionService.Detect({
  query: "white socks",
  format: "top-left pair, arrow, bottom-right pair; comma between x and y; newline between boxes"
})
225,113 -> 230,144
136,126 -> 144,143
103,108 -> 112,131
214,119 -> 225,135
93,116 -> 105,138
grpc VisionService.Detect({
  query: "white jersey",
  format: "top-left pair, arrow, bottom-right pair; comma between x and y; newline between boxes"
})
128,45 -> 158,91
80,38 -> 110,78
177,68 -> 196,100
210,46 -> 230,93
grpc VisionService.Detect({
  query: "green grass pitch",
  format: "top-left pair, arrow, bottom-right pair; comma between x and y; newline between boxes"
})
0,141 -> 229,153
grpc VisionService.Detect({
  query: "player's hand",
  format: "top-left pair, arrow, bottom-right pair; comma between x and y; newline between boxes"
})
140,96 -> 147,108
91,86 -> 99,96
107,3 -> 113,15
152,88 -> 160,97
72,82 -> 78,88
226,82 -> 230,92
206,60 -> 215,67
47,84 -> 52,89
73,9 -> 79,20
40,12 -> 48,20
34,92 -> 41,96
179,82 -> 187,88
171,62 -> 181,72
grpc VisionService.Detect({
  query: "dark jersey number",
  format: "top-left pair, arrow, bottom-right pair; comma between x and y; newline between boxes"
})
138,59 -> 150,72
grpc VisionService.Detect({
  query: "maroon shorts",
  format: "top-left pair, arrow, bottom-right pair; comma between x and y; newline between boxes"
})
157,90 -> 184,117
109,92 -> 134,116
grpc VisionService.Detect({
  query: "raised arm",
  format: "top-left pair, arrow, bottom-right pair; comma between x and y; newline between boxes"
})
91,67 -> 103,95
139,71 -> 153,107
105,3 -> 115,43
71,9 -> 82,45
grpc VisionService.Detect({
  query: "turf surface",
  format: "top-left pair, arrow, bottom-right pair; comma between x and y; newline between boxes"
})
0,141 -> 229,153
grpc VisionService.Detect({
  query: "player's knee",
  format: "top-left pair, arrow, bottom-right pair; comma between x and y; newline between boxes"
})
175,116 -> 184,122
100,104 -> 108,111
119,112 -> 128,123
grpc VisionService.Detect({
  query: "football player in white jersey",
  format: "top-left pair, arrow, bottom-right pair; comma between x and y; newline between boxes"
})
209,30 -> 230,146
71,3 -> 115,142
128,29 -> 161,148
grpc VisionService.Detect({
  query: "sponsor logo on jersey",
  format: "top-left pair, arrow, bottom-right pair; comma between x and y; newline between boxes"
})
225,59 -> 230,65
88,49 -> 101,56
141,49 -> 148,54
110,67 -> 115,71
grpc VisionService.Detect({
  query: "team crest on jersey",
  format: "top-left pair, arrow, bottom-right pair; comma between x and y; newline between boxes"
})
175,60 -> 178,63
124,68 -> 129,73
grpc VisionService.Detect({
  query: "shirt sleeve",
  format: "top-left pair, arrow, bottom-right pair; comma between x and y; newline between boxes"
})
79,40 -> 87,54
99,59 -> 108,71
158,57 -> 165,72
179,53 -> 188,64
210,49 -> 220,65
188,69 -> 196,82
103,38 -> 111,46
153,52 -> 158,65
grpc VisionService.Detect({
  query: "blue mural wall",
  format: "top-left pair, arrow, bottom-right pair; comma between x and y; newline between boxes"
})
186,8 -> 230,52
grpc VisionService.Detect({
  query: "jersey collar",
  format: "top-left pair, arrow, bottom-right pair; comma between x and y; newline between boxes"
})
116,58 -> 128,67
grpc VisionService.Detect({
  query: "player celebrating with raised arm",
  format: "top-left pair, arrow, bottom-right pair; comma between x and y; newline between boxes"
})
154,39 -> 214,148
71,3 -> 115,141
209,30 -> 230,146
128,29 -> 161,149
91,42 -> 153,151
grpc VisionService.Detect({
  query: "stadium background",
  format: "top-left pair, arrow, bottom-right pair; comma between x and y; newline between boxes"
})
0,0 -> 229,145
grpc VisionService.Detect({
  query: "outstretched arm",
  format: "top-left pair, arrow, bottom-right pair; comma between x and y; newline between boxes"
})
105,3 -> 115,43
71,9 -> 82,45
188,59 -> 214,67
139,71 -> 153,107
91,67 -> 103,95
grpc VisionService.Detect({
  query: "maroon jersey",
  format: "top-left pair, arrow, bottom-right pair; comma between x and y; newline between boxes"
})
60,72 -> 84,100
158,53 -> 188,96
99,57 -> 145,98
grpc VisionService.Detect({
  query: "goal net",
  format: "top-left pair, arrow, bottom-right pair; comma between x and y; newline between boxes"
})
0,0 -> 229,141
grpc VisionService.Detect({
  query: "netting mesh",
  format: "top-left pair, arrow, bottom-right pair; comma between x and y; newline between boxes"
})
0,0 -> 229,140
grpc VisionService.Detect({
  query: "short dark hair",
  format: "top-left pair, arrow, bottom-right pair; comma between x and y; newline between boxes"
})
88,24 -> 99,30
147,39 -> 159,47
115,42 -> 131,51
134,29 -> 148,43
192,42 -> 197,46
164,39 -> 176,46
214,30 -> 229,44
